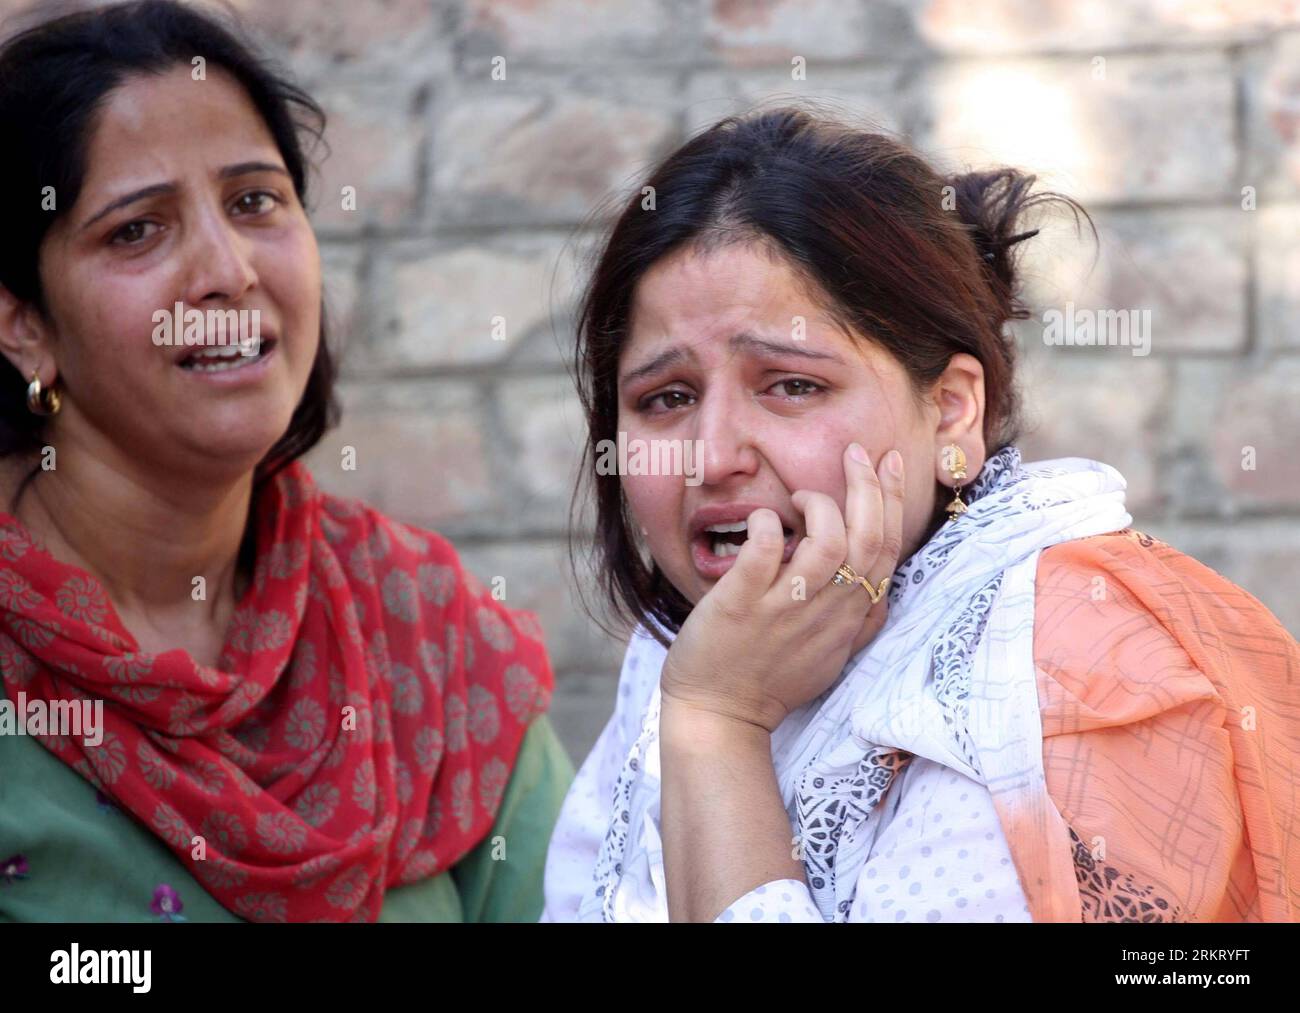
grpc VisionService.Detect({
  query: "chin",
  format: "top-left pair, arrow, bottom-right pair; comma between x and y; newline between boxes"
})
174,425 -> 290,474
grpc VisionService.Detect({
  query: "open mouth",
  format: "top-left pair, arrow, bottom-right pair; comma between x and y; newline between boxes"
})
694,519 -> 799,564
177,337 -> 277,373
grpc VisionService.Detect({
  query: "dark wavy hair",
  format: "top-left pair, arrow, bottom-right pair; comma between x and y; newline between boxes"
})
570,106 -> 1096,644
0,0 -> 338,507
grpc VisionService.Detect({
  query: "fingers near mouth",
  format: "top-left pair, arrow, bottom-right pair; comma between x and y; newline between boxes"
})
690,519 -> 799,576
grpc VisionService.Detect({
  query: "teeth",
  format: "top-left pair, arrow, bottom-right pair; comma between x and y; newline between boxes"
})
188,358 -> 254,373
181,341 -> 267,371
705,521 -> 748,559
184,352 -> 261,373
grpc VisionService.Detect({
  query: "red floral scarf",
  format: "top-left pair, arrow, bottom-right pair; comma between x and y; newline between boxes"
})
0,460 -> 554,922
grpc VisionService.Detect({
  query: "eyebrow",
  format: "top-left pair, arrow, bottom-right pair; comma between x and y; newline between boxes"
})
79,161 -> 291,232
619,330 -> 846,387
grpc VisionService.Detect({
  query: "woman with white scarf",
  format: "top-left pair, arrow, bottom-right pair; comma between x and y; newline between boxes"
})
543,108 -> 1300,923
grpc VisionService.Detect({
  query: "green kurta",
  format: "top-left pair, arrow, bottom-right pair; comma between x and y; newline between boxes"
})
0,687 -> 574,922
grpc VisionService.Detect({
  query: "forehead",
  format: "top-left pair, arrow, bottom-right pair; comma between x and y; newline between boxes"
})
631,242 -> 823,334
78,65 -> 279,192
625,240 -> 883,370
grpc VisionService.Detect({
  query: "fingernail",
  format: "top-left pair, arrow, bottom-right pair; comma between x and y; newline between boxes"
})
885,450 -> 903,477
849,442 -> 869,465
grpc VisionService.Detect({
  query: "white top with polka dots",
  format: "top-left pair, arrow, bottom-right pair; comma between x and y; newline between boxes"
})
715,755 -> 1032,922
542,632 -> 1033,923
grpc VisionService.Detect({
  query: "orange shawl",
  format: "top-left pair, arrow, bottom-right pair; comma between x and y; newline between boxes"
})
1006,528 -> 1298,921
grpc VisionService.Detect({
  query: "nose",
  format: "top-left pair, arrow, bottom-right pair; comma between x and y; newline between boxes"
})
693,383 -> 760,486
182,202 -> 258,306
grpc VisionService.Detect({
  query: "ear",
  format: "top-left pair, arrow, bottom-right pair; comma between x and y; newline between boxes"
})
0,284 -> 57,390
929,352 -> 986,487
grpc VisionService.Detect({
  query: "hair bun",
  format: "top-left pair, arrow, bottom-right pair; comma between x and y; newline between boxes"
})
947,168 -> 1089,323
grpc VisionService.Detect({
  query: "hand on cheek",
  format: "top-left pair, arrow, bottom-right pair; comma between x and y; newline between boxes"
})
659,442 -> 906,733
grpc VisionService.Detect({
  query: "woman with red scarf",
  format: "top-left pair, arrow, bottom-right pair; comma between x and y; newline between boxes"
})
0,1 -> 571,922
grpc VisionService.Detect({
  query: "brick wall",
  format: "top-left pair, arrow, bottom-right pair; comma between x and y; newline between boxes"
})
18,1 -> 1300,763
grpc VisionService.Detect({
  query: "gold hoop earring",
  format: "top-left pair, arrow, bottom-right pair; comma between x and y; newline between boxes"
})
942,443 -> 967,521
26,370 -> 61,416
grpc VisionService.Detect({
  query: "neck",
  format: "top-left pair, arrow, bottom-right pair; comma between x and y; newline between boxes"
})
8,429 -> 255,622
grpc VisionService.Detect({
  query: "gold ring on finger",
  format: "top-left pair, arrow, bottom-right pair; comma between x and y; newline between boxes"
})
831,562 -> 861,588
831,563 -> 890,604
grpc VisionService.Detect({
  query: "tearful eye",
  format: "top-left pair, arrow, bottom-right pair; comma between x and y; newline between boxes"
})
233,191 -> 278,215
110,221 -> 157,246
642,389 -> 695,412
770,378 -> 822,397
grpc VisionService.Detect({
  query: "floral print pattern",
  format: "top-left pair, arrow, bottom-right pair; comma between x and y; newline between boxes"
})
0,460 -> 554,922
